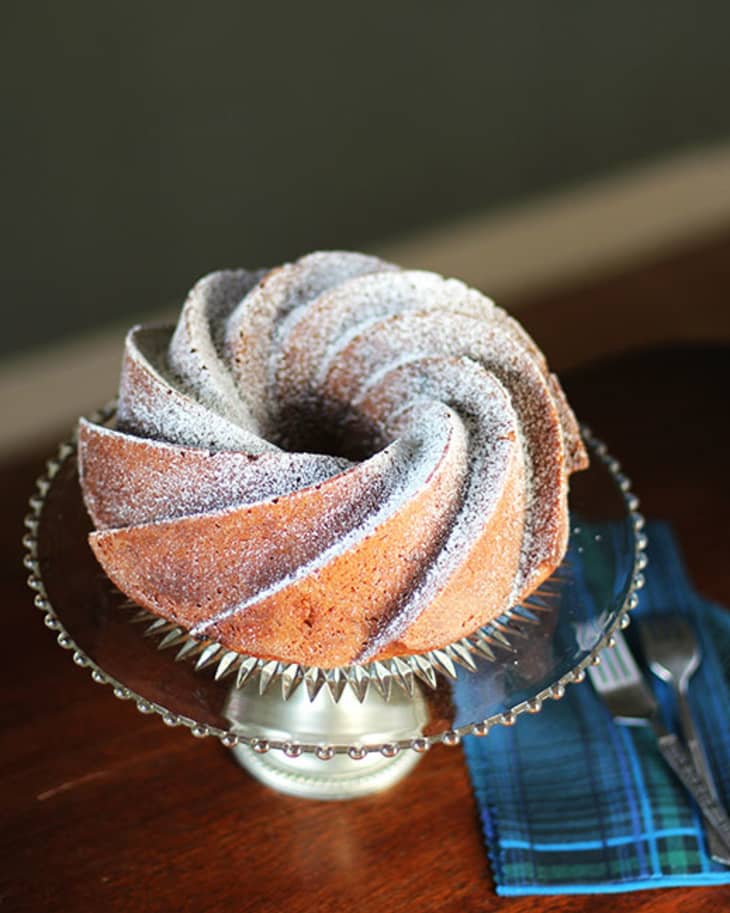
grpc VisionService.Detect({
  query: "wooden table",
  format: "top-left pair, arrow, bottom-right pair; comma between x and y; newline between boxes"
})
2,238 -> 729,912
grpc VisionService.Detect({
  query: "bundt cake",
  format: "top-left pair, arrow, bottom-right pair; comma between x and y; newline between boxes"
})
78,251 -> 588,668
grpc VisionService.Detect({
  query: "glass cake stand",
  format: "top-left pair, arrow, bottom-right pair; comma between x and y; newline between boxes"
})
23,422 -> 646,800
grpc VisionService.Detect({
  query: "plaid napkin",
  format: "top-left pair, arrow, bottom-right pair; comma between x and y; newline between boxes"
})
456,522 -> 730,895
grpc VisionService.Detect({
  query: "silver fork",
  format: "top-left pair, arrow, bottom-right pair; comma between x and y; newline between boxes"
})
639,615 -> 730,865
588,630 -> 730,857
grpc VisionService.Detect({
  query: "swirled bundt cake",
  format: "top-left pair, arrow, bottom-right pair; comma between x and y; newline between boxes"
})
78,251 -> 588,667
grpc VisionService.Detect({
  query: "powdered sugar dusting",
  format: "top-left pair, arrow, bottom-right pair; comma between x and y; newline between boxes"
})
118,325 -> 276,454
223,252 -> 395,433
273,270 -> 494,408
168,268 -> 265,430
79,418 -> 352,529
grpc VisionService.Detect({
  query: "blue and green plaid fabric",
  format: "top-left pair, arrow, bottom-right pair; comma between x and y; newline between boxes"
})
457,522 -> 730,894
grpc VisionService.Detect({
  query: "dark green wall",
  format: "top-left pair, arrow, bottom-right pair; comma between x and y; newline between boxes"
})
3,2 -> 730,357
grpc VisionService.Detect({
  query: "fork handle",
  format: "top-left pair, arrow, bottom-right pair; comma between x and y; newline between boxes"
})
675,687 -> 730,864
654,726 -> 730,855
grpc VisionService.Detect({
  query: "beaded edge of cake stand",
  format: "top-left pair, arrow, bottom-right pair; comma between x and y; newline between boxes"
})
23,411 -> 647,759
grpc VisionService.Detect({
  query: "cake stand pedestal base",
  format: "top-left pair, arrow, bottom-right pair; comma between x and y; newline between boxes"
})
224,679 -> 429,800
231,742 -> 423,800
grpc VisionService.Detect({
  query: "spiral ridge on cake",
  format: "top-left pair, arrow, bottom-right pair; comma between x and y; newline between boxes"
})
79,251 -> 588,667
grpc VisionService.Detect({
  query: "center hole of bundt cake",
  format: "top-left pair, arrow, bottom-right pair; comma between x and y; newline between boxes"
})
271,400 -> 388,462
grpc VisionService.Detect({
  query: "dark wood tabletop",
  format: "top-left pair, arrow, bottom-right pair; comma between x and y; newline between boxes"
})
2,235 -> 730,913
